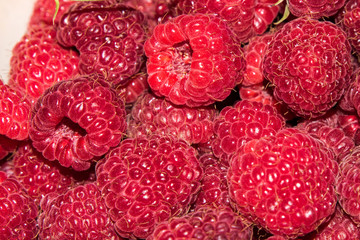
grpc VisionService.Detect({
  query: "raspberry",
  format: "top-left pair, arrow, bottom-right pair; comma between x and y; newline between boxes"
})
38,183 -> 121,239
287,0 -> 346,19
263,17 -> 352,118
176,0 -> 280,43
29,0 -> 74,26
29,76 -> 127,171
127,91 -> 217,145
117,71 -> 149,104
0,171 -> 38,239
9,24 -> 79,103
228,128 -> 338,238
211,100 -> 285,162
96,135 -> 203,239
57,1 -> 147,86
0,81 -> 32,141
148,206 -> 252,240
144,13 -> 245,107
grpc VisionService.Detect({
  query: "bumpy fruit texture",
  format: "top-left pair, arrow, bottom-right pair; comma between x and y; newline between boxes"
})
176,0 -> 280,43
263,17 -> 352,118
211,100 -> 285,162
38,183 -> 121,240
0,81 -> 32,141
96,135 -> 203,239
29,0 -> 74,26
336,146 -> 360,225
56,1 -> 147,86
145,13 -> 245,107
288,0 -> 346,19
127,91 -> 217,145
29,76 -> 127,171
0,171 -> 38,240
9,24 -> 79,103
228,128 -> 338,238
148,206 -> 252,240
117,71 -> 149,104
337,112 -> 360,144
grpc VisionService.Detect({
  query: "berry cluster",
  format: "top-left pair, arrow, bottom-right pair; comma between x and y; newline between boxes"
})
2,0 -> 360,239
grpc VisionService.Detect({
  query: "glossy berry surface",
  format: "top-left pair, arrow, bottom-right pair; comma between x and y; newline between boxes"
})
228,128 -> 338,238
288,0 -> 346,19
29,76 -> 127,171
96,135 -> 203,239
29,0 -> 74,26
117,71 -> 149,104
145,13 -> 245,107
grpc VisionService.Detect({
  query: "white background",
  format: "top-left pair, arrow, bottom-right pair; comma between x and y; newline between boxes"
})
0,0 -> 37,84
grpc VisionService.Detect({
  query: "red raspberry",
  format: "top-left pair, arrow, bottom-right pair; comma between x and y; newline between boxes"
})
144,13 -> 245,107
0,81 -> 32,141
148,206 -> 252,240
117,71 -> 149,104
263,17 -> 352,118
211,100 -> 285,162
29,76 -> 127,171
127,91 -> 217,145
29,0 -> 74,26
306,205 -> 360,240
9,24 -> 79,103
176,0 -> 280,43
336,146 -> 360,225
96,135 -> 203,239
243,33 -> 274,86
57,1 -> 147,86
287,0 -> 346,19
0,171 -> 38,239
337,112 -> 360,144
228,128 -> 338,238
38,183 -> 121,239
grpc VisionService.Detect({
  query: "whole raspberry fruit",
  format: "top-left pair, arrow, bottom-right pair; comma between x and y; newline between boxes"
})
144,13 -> 245,107
228,128 -> 338,238
0,81 -> 32,141
148,206 -> 252,240
0,171 -> 38,239
96,135 -> 203,239
127,91 -> 217,145
287,0 -> 346,19
29,76 -> 127,171
263,17 -> 352,118
211,100 -> 285,162
57,1 -> 147,86
38,183 -> 121,239
9,24 -> 79,103
176,0 -> 280,43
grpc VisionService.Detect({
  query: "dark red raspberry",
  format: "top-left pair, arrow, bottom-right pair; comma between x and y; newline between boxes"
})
211,100 -> 285,162
176,0 -> 280,43
144,13 -> 245,107
9,24 -> 79,103
57,1 -> 147,86
117,71 -> 149,104
263,17 -> 352,118
0,81 -> 32,141
0,171 -> 38,239
287,0 -> 346,19
148,206 -> 252,240
0,136 -> 18,161
29,76 -> 127,171
127,91 -> 217,145
228,128 -> 338,238
38,183 -> 121,239
96,135 -> 203,239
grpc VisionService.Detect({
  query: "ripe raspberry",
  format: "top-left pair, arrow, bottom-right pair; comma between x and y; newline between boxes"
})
57,1 -> 147,86
0,171 -> 38,239
9,24 -> 79,103
306,205 -> 360,240
263,17 -> 352,118
38,183 -> 121,239
127,91 -> 217,145
337,112 -> 360,144
228,128 -> 338,238
176,0 -> 280,43
148,206 -> 252,240
29,0 -> 74,26
144,13 -> 245,107
0,136 -> 18,161
96,135 -> 203,239
117,71 -> 149,104
0,81 -> 32,141
287,0 -> 346,19
29,76 -> 127,171
243,33 -> 274,86
211,100 -> 285,162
